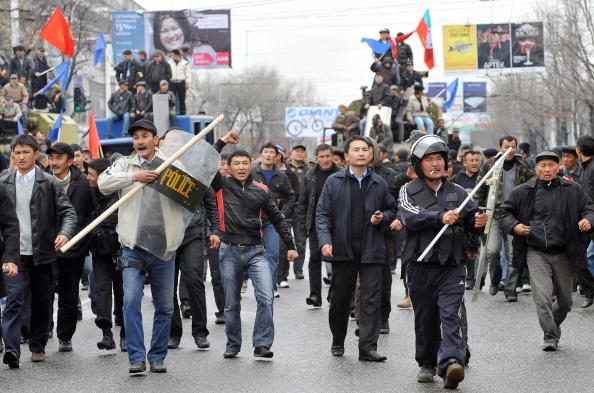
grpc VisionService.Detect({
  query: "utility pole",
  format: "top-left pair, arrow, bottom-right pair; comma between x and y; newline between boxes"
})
10,0 -> 19,47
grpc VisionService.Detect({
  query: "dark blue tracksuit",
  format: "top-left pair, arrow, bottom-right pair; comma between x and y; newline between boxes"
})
399,179 -> 479,377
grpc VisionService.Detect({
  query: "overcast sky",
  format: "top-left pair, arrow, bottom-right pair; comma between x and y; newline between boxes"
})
136,0 -> 542,106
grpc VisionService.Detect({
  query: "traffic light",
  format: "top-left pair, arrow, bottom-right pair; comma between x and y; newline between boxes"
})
73,86 -> 90,112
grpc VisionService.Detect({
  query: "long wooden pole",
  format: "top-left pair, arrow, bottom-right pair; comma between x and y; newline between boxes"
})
60,114 -> 225,253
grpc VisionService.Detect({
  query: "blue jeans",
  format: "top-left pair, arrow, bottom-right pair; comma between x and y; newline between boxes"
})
106,112 -> 130,138
413,116 -> 434,133
219,243 -> 274,352
121,247 -> 175,364
263,222 -> 280,291
587,242 -> 594,276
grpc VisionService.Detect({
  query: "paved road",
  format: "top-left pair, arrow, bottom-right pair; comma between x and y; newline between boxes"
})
2,268 -> 594,393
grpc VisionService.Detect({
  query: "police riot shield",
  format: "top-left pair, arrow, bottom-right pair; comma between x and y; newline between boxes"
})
134,129 -> 220,260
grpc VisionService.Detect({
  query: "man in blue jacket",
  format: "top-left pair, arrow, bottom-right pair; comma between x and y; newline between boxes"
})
316,135 -> 397,362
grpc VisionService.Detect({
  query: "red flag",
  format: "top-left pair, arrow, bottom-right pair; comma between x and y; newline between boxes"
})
88,112 -> 101,158
40,8 -> 75,58
416,9 -> 434,69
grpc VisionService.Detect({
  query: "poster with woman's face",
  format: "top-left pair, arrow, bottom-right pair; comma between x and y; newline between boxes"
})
476,24 -> 511,69
144,9 -> 231,69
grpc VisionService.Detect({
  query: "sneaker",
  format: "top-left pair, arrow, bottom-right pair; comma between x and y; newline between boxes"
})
443,361 -> 465,389
97,335 -> 116,350
31,352 -> 46,363
543,339 -> 558,352
522,284 -> 532,293
194,336 -> 210,349
279,280 -> 290,289
241,280 -> 248,294
81,282 -> 89,291
274,291 -> 280,298
254,346 -> 273,358
417,365 -> 436,383
397,296 -> 411,309
505,293 -> 518,302
59,340 -> 73,352
295,273 -> 304,280
516,286 -> 522,294
215,314 -> 226,325
380,320 -> 390,334
168,337 -> 180,349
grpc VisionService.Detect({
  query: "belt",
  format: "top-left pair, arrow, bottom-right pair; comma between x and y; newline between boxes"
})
223,241 -> 260,248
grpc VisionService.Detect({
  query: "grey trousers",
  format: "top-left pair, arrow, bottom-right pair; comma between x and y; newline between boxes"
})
486,217 -> 519,294
526,248 -> 573,341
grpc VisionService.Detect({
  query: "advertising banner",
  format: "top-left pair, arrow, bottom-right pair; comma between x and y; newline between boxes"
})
511,22 -> 544,68
285,107 -> 339,138
112,9 -> 231,69
443,25 -> 477,71
426,82 -> 447,99
463,82 -> 487,113
476,24 -> 511,69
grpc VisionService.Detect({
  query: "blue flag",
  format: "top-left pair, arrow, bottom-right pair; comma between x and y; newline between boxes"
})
94,32 -> 107,67
49,111 -> 64,143
443,78 -> 459,111
361,38 -> 393,55
37,60 -> 71,96
17,118 -> 24,135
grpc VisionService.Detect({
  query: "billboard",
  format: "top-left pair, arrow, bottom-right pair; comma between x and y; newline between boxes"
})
443,22 -> 544,73
443,25 -> 477,71
112,9 -> 231,69
463,82 -> 487,112
285,107 -> 339,138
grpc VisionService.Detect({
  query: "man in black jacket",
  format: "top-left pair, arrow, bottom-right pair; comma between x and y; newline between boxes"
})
370,58 -> 400,88
106,81 -> 133,138
577,136 -> 594,307
130,81 -> 153,121
400,60 -> 425,91
114,49 -> 143,91
399,135 -> 486,389
47,142 -> 93,353
1,134 -> 76,368
499,151 -> 594,351
31,48 -> 50,98
146,51 -> 172,93
87,158 -> 126,352
211,131 -> 297,359
9,46 -> 33,82
251,143 -> 295,295
316,136 -> 397,362
298,144 -> 340,307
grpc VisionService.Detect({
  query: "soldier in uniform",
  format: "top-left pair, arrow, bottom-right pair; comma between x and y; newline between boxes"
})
398,135 -> 487,389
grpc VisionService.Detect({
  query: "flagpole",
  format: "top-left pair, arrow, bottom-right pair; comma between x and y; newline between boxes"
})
38,65 -> 56,77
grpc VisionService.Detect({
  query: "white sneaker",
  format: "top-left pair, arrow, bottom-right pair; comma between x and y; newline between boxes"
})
279,281 -> 289,288
274,291 -> 280,298
516,286 -> 522,294
522,284 -> 532,293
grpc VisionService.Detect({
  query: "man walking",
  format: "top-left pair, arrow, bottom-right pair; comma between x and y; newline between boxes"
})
316,136 -> 397,362
499,151 -> 594,351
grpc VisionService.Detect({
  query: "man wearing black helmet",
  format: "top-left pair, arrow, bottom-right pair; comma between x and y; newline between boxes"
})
399,135 -> 487,389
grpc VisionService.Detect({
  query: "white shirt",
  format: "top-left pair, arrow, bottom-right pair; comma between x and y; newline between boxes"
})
18,167 -> 35,184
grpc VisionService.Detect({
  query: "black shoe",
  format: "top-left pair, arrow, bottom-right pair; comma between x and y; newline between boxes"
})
81,282 -> 89,291
254,346 -> 273,358
129,360 -> 146,374
417,365 -> 436,383
323,277 -> 331,285
77,310 -> 83,321
489,286 -> 498,296
223,350 -> 238,358
444,361 -> 465,389
181,303 -> 192,319
505,293 -> 518,302
582,296 -> 594,308
358,350 -> 387,362
3,351 -> 19,369
97,335 -> 116,350
331,345 -> 344,357
167,337 -> 180,349
120,338 -> 127,352
305,294 -> 322,307
350,311 -> 355,319
354,328 -> 359,337
295,273 -> 304,280
465,282 -> 475,291
543,340 -> 558,352
194,336 -> 210,349
59,340 -> 73,352
149,360 -> 167,373
114,316 -> 122,327
0,340 -> 4,353
20,336 -> 28,344
380,320 -> 390,334
215,314 -> 226,325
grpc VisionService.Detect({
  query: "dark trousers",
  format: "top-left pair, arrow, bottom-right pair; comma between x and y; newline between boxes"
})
329,258 -> 382,352
407,262 -> 466,378
208,246 -> 225,317
307,232 -> 323,300
170,81 -> 186,115
171,239 -> 209,338
381,235 -> 394,322
55,256 -> 85,342
92,254 -> 125,338
2,256 -> 53,356
291,220 -> 306,275
0,119 -> 18,134
277,240 -> 289,283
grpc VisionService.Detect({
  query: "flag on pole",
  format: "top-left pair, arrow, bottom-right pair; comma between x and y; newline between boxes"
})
361,38 -> 393,56
94,32 -> 107,67
49,111 -> 64,143
443,78 -> 459,110
39,8 -> 75,58
88,112 -> 102,158
37,60 -> 71,96
17,118 -> 25,135
416,9 -> 434,69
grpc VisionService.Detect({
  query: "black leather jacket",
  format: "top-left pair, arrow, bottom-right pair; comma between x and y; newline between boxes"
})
297,163 -> 340,235
1,168 -> 77,266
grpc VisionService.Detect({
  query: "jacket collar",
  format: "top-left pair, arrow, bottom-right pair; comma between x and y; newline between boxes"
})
130,149 -> 166,167
334,167 -> 380,183
522,176 -> 571,189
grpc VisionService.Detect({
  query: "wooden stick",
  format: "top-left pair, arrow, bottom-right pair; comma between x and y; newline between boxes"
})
60,114 -> 225,253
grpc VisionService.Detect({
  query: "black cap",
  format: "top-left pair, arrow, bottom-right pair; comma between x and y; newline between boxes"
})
135,81 -> 147,86
12,45 -> 25,52
123,49 -> 132,55
181,44 -> 190,52
118,79 -> 127,86
561,145 -> 578,157
406,59 -> 413,66
535,150 -> 560,163
379,28 -> 390,34
397,32 -> 404,37
46,142 -> 75,158
292,144 -> 306,151
128,119 -> 158,136
414,84 -> 424,92
382,57 -> 393,64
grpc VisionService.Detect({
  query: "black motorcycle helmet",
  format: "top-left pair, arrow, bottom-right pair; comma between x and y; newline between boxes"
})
410,135 -> 449,178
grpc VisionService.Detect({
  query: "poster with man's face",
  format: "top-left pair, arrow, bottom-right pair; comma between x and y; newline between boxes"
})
476,24 -> 511,69
511,22 -> 544,68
